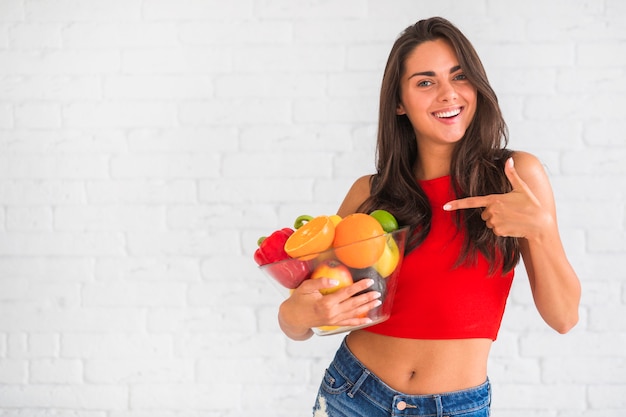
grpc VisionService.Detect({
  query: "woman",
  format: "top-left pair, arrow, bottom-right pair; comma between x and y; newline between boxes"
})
278,17 -> 581,416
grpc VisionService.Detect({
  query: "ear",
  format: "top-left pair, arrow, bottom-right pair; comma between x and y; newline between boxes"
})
396,102 -> 406,115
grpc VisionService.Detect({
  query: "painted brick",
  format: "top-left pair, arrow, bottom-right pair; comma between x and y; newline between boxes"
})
0,1 -> 624,415
62,334 -> 173,359
30,359 -> 83,384
0,155 -> 109,180
86,180 -> 197,204
179,99 -> 291,126
0,385 -> 128,409
9,23 -> 62,48
0,0 -> 24,21
54,205 -> 166,232
216,73 -> 326,98
6,206 -> 54,231
0,50 -> 121,75
121,48 -> 231,75
25,0 -> 142,21
129,383 -> 240,411
0,76 -> 102,100
0,103 -> 12,128
180,20 -> 292,45
103,75 -> 213,100
82,282 -> 186,308
0,359 -> 28,383
128,127 -> 239,153
94,257 -> 202,283
14,102 -> 61,128
143,0 -> 253,20
63,101 -> 178,129
84,359 -> 194,384
62,22 -> 179,48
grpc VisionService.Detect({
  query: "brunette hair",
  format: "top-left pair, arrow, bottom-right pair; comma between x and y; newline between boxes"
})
358,17 -> 520,274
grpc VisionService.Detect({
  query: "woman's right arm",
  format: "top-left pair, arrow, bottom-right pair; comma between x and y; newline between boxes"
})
277,175 -> 377,341
278,277 -> 382,340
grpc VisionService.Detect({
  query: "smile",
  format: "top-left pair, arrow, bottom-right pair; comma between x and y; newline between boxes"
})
433,107 -> 462,118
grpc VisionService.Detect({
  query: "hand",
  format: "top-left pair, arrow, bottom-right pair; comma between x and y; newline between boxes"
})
442,157 -> 547,239
279,277 -> 382,334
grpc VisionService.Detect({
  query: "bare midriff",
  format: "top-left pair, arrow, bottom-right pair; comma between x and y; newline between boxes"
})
345,330 -> 492,395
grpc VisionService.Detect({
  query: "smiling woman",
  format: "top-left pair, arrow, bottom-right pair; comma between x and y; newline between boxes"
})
396,39 -> 477,154
277,16 -> 581,417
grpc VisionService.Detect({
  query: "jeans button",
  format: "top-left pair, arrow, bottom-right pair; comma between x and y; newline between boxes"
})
397,401 -> 407,410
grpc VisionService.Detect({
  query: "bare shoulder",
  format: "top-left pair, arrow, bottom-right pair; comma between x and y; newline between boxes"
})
511,150 -> 556,209
336,175 -> 373,217
511,150 -> 546,179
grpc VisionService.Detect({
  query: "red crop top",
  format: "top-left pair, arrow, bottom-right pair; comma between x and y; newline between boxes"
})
365,175 -> 514,341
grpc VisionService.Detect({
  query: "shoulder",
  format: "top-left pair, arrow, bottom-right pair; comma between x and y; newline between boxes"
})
336,175 -> 373,217
510,150 -> 549,183
510,150 -> 556,209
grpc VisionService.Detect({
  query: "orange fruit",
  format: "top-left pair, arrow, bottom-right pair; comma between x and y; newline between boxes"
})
332,213 -> 386,269
284,215 -> 335,259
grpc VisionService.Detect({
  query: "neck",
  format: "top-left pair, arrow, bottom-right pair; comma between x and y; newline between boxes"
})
414,145 -> 452,181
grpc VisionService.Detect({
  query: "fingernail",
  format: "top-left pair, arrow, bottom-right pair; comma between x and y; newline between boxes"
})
443,203 -> 452,211
329,279 -> 339,286
372,291 -> 382,299
373,300 -> 382,307
366,279 -> 375,287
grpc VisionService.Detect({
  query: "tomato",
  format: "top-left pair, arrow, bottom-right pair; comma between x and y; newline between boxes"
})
310,259 -> 353,295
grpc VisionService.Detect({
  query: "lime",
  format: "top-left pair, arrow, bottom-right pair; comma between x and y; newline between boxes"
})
369,209 -> 399,233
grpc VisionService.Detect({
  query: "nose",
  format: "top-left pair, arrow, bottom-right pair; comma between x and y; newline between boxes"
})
438,80 -> 458,102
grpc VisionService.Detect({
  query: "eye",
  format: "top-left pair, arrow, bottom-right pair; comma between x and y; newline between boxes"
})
453,73 -> 468,81
417,80 -> 433,87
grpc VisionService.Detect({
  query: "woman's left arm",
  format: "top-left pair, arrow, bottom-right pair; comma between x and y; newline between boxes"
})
508,151 -> 581,333
444,151 -> 581,333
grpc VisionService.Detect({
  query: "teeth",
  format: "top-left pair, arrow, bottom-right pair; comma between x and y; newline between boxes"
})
434,108 -> 461,118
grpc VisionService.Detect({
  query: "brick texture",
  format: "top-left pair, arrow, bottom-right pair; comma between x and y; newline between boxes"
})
0,0 -> 624,416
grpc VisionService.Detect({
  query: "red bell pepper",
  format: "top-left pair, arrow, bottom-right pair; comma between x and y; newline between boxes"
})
254,228 -> 294,265
254,227 -> 312,289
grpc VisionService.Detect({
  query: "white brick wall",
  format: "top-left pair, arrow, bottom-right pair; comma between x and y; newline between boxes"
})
0,0 -> 624,416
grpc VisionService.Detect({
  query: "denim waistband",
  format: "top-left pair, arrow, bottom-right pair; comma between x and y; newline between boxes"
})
330,337 -> 491,416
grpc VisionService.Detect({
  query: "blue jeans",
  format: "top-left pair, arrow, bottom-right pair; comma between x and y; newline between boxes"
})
313,338 -> 491,417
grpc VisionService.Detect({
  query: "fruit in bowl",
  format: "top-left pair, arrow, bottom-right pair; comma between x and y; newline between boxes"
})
255,210 -> 407,335
311,259 -> 353,295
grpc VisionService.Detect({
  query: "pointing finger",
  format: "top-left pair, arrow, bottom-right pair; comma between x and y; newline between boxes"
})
443,195 -> 492,211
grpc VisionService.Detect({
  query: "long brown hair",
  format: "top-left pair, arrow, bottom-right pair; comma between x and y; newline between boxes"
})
358,17 -> 520,274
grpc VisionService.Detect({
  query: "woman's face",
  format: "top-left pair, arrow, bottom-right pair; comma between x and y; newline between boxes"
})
397,38 -> 477,148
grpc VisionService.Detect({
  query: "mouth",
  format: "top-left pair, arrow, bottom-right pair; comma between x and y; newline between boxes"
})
433,107 -> 462,119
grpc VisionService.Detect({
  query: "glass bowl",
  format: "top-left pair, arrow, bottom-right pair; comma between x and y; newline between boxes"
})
259,227 -> 408,336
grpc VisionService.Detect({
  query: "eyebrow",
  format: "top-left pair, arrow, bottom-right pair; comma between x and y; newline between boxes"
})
408,65 -> 462,79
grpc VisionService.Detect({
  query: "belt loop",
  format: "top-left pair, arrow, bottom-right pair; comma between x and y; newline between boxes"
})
434,395 -> 443,417
348,369 -> 370,398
